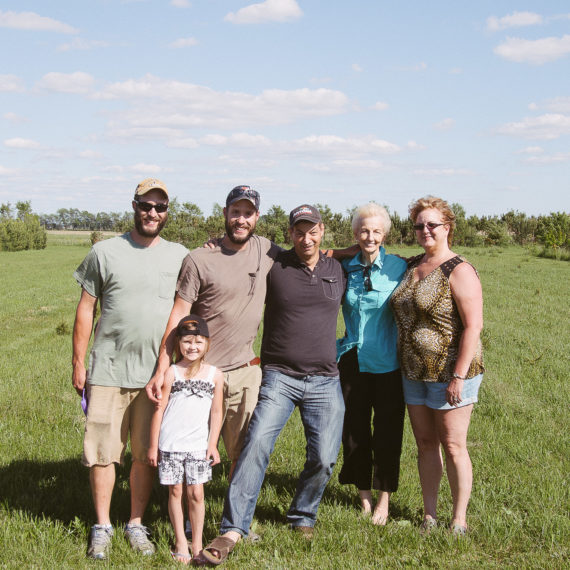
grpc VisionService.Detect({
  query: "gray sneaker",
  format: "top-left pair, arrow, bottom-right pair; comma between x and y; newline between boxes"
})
87,525 -> 114,560
124,524 -> 155,555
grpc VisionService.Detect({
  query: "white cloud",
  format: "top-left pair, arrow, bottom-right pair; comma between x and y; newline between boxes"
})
433,118 -> 455,131
0,74 -> 24,92
352,63 -> 363,73
497,113 -> 570,139
0,165 -> 17,175
412,62 -> 427,71
413,168 -> 475,177
202,133 -> 271,147
291,135 -> 401,155
225,0 -> 302,25
4,138 -> 41,149
3,112 -> 27,123
406,141 -> 426,150
543,96 -> 570,113
130,163 -> 162,174
449,67 -> 462,74
170,0 -> 190,7
57,38 -> 110,52
494,35 -> 570,65
371,101 -> 389,111
309,159 -> 389,173
166,138 -> 199,149
518,146 -> 544,154
0,10 -> 78,33
169,37 -> 199,48
525,151 -> 570,164
486,11 -> 542,32
36,72 -> 95,94
96,75 -> 349,130
528,102 -> 538,110
78,150 -> 103,159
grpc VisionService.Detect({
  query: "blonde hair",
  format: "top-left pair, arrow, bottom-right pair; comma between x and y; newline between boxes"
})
409,196 -> 456,246
351,202 -> 391,236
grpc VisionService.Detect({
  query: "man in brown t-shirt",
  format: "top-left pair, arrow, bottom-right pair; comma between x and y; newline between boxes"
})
146,186 -> 280,477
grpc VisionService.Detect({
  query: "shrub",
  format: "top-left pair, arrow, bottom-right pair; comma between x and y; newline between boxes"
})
0,214 -> 47,251
90,231 -> 104,245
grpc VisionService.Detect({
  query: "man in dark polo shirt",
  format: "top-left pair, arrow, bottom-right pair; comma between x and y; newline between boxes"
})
198,205 -> 347,565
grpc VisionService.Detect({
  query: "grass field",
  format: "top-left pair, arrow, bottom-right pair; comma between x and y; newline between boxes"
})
0,241 -> 568,568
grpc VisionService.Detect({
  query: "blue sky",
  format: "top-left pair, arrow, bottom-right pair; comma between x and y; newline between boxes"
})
1,1 -> 569,218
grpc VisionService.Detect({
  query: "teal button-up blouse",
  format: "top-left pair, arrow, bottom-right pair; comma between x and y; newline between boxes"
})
337,247 -> 407,373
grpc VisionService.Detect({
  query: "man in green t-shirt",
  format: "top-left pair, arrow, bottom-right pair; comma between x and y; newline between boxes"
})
72,178 -> 188,560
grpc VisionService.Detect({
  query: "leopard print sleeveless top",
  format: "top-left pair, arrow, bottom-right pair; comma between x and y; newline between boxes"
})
390,254 -> 484,383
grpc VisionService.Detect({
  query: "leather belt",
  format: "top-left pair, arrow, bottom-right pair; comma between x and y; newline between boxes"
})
229,356 -> 261,371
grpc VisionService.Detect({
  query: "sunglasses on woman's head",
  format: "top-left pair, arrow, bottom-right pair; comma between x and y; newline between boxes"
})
135,200 -> 168,213
413,222 -> 445,231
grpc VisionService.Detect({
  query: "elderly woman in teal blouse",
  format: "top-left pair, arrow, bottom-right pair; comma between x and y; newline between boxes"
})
337,203 -> 407,525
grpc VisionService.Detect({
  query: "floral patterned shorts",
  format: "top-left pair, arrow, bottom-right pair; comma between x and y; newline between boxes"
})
158,450 -> 212,485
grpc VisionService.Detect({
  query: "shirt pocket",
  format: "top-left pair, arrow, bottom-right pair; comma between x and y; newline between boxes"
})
365,281 -> 397,309
321,276 -> 341,300
159,272 -> 178,299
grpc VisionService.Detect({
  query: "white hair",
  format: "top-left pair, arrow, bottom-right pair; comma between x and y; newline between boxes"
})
351,202 -> 391,235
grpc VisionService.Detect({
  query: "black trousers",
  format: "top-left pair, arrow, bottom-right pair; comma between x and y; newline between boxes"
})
338,348 -> 405,492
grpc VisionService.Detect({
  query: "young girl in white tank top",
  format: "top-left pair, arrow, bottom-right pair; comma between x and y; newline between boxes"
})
148,315 -> 223,564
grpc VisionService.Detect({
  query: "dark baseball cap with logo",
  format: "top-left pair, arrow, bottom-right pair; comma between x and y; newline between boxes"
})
225,185 -> 260,210
289,204 -> 322,227
177,314 -> 210,338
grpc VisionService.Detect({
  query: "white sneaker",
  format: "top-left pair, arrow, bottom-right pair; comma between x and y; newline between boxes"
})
87,525 -> 114,560
124,523 -> 155,555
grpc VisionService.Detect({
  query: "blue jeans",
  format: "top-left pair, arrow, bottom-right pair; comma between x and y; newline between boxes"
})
220,369 -> 345,535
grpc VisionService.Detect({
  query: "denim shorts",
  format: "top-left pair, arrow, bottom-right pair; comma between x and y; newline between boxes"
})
402,374 -> 483,410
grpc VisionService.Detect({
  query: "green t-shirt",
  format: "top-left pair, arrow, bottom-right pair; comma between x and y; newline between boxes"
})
74,233 -> 188,388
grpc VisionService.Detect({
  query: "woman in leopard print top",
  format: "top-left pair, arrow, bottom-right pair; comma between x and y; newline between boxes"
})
390,196 -> 484,536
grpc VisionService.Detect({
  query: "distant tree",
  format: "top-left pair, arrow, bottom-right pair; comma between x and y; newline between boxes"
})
537,212 -> 570,249
258,205 -> 289,245
16,201 -> 33,220
0,204 -> 47,251
314,203 -> 352,247
501,211 -> 538,245
386,211 -> 414,245
1,203 -> 12,219
161,199 -> 208,248
204,203 -> 225,239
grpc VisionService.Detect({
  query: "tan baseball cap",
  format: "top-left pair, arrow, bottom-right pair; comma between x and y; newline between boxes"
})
134,178 -> 169,199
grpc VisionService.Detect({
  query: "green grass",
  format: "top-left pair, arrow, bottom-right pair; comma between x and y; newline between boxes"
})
0,244 -> 568,568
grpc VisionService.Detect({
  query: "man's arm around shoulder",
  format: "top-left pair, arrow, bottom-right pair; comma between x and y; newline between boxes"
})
145,294 -> 192,404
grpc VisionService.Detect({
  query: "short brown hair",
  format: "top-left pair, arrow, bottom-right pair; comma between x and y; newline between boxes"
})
409,196 -> 456,246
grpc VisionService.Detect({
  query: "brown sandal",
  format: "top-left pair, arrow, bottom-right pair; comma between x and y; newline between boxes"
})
196,536 -> 238,566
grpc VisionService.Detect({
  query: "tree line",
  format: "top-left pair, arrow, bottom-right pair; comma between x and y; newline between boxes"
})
1,199 -> 569,255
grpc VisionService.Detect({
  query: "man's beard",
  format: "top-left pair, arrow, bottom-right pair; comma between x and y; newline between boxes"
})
134,210 -> 168,237
225,218 -> 255,244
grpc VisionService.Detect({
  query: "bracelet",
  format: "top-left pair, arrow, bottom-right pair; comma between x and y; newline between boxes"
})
451,372 -> 466,380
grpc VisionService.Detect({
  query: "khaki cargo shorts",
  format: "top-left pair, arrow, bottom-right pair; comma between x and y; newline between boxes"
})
82,385 -> 153,467
221,365 -> 262,461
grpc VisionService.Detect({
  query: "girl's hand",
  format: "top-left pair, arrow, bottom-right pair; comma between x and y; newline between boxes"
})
446,378 -> 463,407
206,447 -> 220,466
147,448 -> 158,467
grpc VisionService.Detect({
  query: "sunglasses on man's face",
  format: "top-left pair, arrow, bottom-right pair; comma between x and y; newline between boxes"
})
413,222 -> 445,231
135,200 -> 168,213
